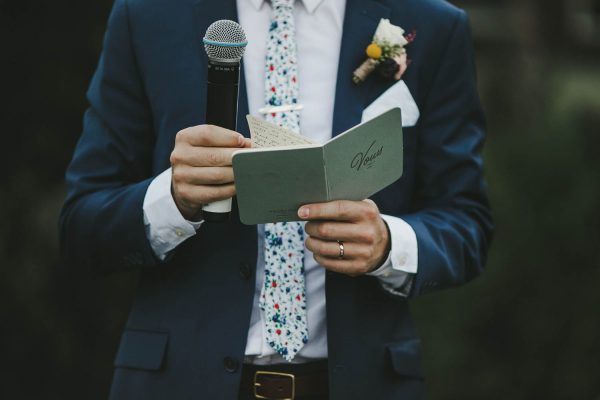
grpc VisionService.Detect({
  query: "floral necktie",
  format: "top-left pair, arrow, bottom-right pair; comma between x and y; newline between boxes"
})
259,0 -> 308,362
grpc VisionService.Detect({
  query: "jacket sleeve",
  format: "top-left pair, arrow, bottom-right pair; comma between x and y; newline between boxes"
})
403,11 -> 494,297
59,0 -> 160,273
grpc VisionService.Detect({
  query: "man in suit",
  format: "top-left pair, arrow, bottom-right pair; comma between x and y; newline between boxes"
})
60,0 -> 493,398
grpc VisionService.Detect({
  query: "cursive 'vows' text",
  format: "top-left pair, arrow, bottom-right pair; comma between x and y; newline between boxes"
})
350,141 -> 383,171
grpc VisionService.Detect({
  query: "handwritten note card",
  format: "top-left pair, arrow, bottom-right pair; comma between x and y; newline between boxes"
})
246,115 -> 317,148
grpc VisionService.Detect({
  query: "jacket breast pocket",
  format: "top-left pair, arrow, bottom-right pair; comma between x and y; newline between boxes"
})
386,338 -> 424,379
114,329 -> 169,371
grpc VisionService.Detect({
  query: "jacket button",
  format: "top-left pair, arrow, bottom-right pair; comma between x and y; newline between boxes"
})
239,262 -> 252,280
224,356 -> 239,373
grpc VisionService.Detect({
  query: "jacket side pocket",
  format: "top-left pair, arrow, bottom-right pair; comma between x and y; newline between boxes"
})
386,338 -> 424,379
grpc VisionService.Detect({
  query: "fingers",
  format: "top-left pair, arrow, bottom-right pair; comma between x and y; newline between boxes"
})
298,200 -> 379,222
313,254 -> 373,277
171,146 -> 242,168
170,124 -> 250,219
304,221 -> 377,244
306,237 -> 372,260
301,199 -> 389,277
172,165 -> 234,186
176,125 -> 245,148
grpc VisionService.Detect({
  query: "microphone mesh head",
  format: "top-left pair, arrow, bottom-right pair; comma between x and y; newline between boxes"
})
203,20 -> 247,63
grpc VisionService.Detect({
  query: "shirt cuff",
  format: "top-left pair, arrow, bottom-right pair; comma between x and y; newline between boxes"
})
143,168 -> 203,260
366,214 -> 418,297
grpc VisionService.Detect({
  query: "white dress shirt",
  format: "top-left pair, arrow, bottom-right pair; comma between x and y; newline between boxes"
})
142,0 -> 418,363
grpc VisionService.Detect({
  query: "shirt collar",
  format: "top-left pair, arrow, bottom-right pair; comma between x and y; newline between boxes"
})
249,0 -> 325,14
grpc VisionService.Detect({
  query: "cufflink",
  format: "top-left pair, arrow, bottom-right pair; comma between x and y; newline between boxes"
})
398,254 -> 408,266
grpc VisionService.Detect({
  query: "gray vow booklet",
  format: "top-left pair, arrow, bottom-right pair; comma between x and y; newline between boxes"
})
232,107 -> 403,225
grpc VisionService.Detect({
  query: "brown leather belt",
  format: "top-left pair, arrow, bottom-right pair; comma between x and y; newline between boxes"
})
239,361 -> 328,400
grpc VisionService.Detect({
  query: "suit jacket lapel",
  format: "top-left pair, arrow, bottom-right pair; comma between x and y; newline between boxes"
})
332,0 -> 390,137
193,0 -> 251,138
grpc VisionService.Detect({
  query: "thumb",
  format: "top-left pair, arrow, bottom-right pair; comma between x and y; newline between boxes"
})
363,199 -> 377,208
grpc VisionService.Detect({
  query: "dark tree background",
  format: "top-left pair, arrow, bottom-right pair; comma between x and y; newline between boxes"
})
1,0 -> 599,399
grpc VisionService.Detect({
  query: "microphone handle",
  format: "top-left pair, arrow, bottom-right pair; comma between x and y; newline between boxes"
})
202,59 -> 240,222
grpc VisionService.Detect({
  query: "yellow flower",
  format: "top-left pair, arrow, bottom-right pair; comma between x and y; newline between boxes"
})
366,43 -> 382,59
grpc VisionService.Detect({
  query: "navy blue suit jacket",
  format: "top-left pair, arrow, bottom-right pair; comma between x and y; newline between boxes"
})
60,0 -> 493,398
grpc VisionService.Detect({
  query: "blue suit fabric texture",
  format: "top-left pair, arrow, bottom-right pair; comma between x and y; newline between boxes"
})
59,0 -> 494,399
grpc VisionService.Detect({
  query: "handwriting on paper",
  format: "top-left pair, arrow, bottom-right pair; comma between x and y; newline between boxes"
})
246,115 -> 317,148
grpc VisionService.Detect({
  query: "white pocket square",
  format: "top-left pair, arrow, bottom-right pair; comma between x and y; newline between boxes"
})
361,80 -> 419,127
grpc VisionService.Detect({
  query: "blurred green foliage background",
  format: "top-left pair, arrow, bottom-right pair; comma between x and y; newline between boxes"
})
1,0 -> 599,399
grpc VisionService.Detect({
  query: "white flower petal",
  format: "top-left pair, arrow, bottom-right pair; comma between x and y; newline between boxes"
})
374,19 -> 407,46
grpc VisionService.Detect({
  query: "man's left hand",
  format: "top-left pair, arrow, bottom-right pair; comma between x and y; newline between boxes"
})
299,200 -> 390,277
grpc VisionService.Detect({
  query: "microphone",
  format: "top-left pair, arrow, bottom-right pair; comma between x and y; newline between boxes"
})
201,20 -> 248,222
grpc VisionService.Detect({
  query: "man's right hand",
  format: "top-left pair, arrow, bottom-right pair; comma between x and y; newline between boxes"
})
170,125 -> 251,220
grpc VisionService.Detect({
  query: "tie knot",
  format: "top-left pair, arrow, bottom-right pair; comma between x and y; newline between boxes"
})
271,0 -> 294,9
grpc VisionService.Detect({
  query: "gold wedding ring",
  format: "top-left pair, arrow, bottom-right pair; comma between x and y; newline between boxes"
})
337,240 -> 345,259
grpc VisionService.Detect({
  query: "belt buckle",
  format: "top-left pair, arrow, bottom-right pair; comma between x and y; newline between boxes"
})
254,371 -> 296,400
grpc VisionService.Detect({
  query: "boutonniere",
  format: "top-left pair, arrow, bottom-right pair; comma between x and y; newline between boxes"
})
352,19 -> 416,84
